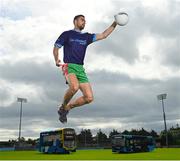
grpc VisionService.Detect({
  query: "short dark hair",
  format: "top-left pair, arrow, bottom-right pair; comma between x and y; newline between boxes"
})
73,14 -> 85,23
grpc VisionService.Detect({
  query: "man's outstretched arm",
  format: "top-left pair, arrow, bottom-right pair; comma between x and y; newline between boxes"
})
95,21 -> 117,41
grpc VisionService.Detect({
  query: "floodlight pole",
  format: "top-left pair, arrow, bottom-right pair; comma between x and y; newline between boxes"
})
17,97 -> 27,144
19,100 -> 22,142
157,94 -> 168,147
161,98 -> 168,147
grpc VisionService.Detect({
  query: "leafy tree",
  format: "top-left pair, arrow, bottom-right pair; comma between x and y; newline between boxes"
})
77,129 -> 93,146
96,129 -> 108,146
138,128 -> 151,136
122,130 -> 130,135
150,130 -> 159,138
109,129 -> 120,140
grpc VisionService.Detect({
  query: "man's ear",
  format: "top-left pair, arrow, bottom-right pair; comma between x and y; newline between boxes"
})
73,19 -> 77,25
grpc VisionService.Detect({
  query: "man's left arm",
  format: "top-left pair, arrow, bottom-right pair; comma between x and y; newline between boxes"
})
95,21 -> 117,41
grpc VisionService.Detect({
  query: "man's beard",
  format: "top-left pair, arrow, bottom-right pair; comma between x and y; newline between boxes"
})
79,24 -> 85,30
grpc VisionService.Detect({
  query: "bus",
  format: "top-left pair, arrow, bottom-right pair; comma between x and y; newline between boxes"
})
112,134 -> 155,153
39,128 -> 76,154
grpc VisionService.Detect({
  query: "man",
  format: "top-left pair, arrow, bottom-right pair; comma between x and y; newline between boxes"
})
53,14 -> 117,123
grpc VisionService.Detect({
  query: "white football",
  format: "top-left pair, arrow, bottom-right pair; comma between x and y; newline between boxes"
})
114,12 -> 129,26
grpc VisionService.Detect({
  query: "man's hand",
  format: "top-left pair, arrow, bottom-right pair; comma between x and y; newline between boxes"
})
56,59 -> 61,67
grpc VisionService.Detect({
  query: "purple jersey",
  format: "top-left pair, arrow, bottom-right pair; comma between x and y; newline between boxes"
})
54,30 -> 96,65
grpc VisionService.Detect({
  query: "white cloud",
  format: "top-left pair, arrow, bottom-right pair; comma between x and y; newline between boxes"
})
0,129 -> 17,141
86,50 -> 180,80
141,0 -> 169,14
0,79 -> 46,107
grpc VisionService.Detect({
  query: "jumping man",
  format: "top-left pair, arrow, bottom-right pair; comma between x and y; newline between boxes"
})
53,14 -> 117,123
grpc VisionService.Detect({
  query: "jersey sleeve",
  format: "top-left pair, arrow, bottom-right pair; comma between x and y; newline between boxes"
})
54,31 -> 67,48
86,33 -> 96,45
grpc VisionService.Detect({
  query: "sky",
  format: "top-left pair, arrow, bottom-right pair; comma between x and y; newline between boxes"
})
0,0 -> 180,141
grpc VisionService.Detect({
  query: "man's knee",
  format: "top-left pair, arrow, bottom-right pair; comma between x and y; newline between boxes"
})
85,96 -> 94,104
70,85 -> 79,94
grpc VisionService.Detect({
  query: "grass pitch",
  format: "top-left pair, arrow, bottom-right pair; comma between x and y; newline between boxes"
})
0,148 -> 180,160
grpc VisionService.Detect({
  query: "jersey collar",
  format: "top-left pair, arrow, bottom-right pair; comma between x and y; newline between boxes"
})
73,28 -> 82,33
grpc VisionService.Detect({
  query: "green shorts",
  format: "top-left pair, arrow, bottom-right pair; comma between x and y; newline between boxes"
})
63,63 -> 89,83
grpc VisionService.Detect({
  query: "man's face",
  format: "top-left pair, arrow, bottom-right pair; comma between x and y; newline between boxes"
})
75,16 -> 86,30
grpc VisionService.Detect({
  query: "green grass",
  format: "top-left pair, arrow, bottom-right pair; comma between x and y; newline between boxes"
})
0,148 -> 180,160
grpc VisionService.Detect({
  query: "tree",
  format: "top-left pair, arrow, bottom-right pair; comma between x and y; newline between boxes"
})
27,138 -> 36,145
168,124 -> 180,145
77,129 -> 93,146
138,128 -> 151,136
150,130 -> 159,138
19,137 -> 26,143
96,129 -> 108,146
160,130 -> 173,146
130,129 -> 139,135
109,129 -> 120,140
122,130 -> 130,135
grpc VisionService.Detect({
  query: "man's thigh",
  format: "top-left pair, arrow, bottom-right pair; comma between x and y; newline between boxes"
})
66,73 -> 79,89
79,83 -> 93,98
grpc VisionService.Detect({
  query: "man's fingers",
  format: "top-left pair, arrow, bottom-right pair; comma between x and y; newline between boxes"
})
56,60 -> 61,67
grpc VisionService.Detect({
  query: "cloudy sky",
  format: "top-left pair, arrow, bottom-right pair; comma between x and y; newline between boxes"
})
0,0 -> 180,141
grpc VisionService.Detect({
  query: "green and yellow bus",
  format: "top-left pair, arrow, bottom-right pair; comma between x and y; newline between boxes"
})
39,128 -> 76,154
